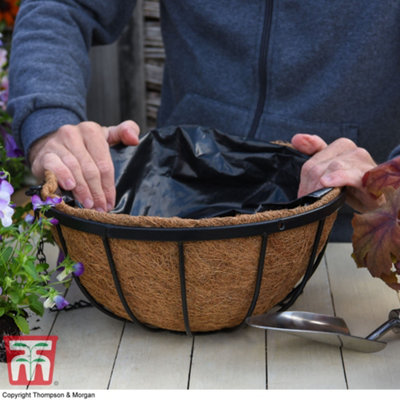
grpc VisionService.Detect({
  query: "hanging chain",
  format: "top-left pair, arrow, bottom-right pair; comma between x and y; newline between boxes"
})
26,185 -> 48,266
35,209 -> 47,265
26,184 -> 93,313
35,206 -> 93,312
49,299 -> 92,313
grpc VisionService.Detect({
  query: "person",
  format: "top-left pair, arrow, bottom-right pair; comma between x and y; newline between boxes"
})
8,0 -> 400,241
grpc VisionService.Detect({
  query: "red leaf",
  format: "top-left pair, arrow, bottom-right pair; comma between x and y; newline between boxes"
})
352,187 -> 400,290
362,157 -> 400,197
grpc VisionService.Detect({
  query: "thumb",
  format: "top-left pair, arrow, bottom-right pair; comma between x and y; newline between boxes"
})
105,120 -> 140,146
291,133 -> 327,156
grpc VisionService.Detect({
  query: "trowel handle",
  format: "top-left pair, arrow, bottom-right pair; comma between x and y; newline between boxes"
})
388,309 -> 400,334
366,309 -> 400,341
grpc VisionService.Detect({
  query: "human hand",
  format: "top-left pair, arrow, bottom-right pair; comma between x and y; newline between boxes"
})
29,120 -> 140,212
291,133 -> 381,212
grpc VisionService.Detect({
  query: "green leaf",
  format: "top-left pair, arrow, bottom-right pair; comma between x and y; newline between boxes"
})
12,314 -> 30,334
34,287 -> 48,296
0,308 -> 5,317
22,261 -> 39,281
36,263 -> 49,273
33,358 -> 46,362
16,358 -> 29,362
8,291 -> 21,305
0,246 -> 13,265
28,294 -> 44,317
23,244 -> 33,254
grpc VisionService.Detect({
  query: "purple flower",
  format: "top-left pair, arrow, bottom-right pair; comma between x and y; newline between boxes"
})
49,218 -> 59,225
54,295 -> 69,310
31,195 -> 62,210
0,178 -> 13,197
72,262 -> 84,277
57,250 -> 65,266
0,126 -> 23,158
24,213 -> 35,224
31,195 -> 44,210
0,287 -> 2,295
0,179 -> 14,227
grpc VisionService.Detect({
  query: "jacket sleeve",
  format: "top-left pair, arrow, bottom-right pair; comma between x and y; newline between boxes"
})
7,0 -> 137,155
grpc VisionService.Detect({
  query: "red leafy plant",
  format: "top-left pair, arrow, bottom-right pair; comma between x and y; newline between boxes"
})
352,158 -> 400,290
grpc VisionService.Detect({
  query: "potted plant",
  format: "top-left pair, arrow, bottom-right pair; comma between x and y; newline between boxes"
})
0,165 -> 83,361
0,16 -> 83,361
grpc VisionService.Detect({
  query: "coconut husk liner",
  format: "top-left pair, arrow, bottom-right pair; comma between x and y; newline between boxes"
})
41,171 -> 343,333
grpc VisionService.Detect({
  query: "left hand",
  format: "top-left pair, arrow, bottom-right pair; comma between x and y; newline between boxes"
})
291,133 -> 381,212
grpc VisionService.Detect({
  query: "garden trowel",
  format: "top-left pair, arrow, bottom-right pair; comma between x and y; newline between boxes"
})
246,308 -> 400,353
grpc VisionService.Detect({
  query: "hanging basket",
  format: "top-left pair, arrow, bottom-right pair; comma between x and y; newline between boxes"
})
42,171 -> 344,334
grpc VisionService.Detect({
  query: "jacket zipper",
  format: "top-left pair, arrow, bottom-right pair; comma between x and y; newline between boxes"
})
248,0 -> 274,139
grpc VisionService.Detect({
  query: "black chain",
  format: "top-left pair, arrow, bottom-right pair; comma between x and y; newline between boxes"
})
49,300 -> 92,312
26,184 -> 93,314
25,184 -> 43,197
25,185 -> 48,264
36,216 -> 47,265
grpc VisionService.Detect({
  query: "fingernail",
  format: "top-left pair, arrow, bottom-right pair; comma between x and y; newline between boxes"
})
96,207 -> 105,213
83,198 -> 94,209
107,203 -> 114,212
64,179 -> 75,191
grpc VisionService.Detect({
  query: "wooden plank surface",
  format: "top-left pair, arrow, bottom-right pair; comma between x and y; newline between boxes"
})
266,254 -> 347,389
189,327 -> 266,389
326,243 -> 400,389
32,281 -> 124,390
109,324 -> 193,389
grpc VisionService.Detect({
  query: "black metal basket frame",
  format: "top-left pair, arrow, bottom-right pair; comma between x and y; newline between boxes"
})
47,187 -> 345,335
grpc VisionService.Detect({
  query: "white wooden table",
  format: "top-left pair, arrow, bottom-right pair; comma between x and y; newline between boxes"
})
1,242 -> 400,390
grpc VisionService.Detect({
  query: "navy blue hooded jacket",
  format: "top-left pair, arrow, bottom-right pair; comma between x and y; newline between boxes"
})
7,0 -> 400,241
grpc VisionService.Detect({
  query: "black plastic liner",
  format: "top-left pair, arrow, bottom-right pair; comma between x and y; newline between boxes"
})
110,125 -> 310,218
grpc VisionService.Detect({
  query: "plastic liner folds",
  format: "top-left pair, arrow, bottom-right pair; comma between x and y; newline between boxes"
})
110,125 -> 310,218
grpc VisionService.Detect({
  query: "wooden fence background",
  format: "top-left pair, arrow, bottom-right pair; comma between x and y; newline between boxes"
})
86,0 -> 164,134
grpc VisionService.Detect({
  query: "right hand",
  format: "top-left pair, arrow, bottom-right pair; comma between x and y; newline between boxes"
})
291,133 -> 380,212
29,120 -> 140,212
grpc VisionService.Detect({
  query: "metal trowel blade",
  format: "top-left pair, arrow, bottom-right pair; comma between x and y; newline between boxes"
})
246,311 -> 386,353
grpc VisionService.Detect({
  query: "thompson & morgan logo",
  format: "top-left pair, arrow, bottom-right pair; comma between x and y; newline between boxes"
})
3,336 -> 58,386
